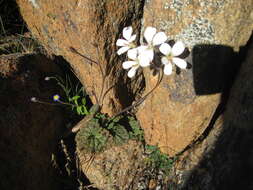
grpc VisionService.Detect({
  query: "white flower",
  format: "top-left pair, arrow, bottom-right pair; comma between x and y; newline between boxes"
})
122,48 -> 150,78
159,41 -> 187,75
116,26 -> 136,55
138,26 -> 167,65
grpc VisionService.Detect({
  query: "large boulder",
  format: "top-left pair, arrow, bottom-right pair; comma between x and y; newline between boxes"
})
170,38 -> 253,189
16,0 -> 253,157
138,0 -> 253,155
16,0 -> 144,115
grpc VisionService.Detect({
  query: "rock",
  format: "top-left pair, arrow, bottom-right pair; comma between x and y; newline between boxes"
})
143,0 -> 253,51
16,0 -> 145,115
137,0 -> 253,155
77,140 -> 145,190
16,0 -> 253,157
169,115 -> 224,189
0,53 -> 65,190
170,38 -> 253,189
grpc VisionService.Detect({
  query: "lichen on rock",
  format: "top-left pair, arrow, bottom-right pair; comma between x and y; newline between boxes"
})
139,0 -> 253,156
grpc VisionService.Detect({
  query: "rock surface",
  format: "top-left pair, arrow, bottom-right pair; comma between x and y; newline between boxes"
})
143,0 -> 253,51
16,0 -> 253,157
138,0 -> 253,155
77,140 -> 145,190
17,0 -> 145,115
170,38 -> 253,189
0,53 -> 65,190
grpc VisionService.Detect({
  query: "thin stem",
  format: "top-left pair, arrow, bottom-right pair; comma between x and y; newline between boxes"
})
101,72 -> 144,108
31,99 -> 61,106
69,47 -> 99,65
91,90 -> 99,105
31,98 -> 82,108
95,45 -> 105,78
57,100 -> 76,107
69,46 -> 106,106
100,83 -> 115,106
98,74 -> 106,105
112,70 -> 164,118
96,46 -> 106,105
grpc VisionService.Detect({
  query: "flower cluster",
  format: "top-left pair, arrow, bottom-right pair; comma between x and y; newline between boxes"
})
116,26 -> 187,78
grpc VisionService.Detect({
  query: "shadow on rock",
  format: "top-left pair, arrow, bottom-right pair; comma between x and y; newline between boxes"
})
172,37 -> 253,189
192,44 -> 241,96
0,53 -> 66,190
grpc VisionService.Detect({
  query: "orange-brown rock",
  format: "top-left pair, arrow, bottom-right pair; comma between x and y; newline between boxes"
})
16,0 -> 145,114
78,140 -> 145,190
170,38 -> 253,190
138,0 -> 253,155
16,0 -> 253,158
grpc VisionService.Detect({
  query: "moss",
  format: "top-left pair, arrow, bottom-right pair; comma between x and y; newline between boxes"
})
75,117 -> 110,153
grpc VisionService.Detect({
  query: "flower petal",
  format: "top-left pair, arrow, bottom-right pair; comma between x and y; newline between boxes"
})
159,43 -> 171,56
127,48 -> 138,60
139,53 -> 151,67
145,49 -> 154,62
152,32 -> 167,46
172,57 -> 187,69
137,45 -> 148,54
164,63 -> 172,75
161,56 -> 169,65
122,61 -> 136,69
117,46 -> 130,55
144,26 -> 156,44
116,39 -> 129,47
123,26 -> 133,41
129,34 -> 136,42
172,41 -> 185,56
127,66 -> 138,78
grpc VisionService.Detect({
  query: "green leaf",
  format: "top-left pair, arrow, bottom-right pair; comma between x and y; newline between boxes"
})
112,115 -> 122,123
71,95 -> 80,101
81,98 -> 86,105
80,106 -> 88,115
107,122 -> 115,130
113,125 -> 129,144
76,106 -> 82,115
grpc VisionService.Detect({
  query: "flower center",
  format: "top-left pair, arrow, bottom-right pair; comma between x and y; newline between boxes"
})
167,53 -> 173,62
147,44 -> 153,49
134,60 -> 140,66
129,43 -> 136,48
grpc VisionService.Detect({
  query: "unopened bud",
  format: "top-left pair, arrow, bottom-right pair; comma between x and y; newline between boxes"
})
30,97 -> 37,102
